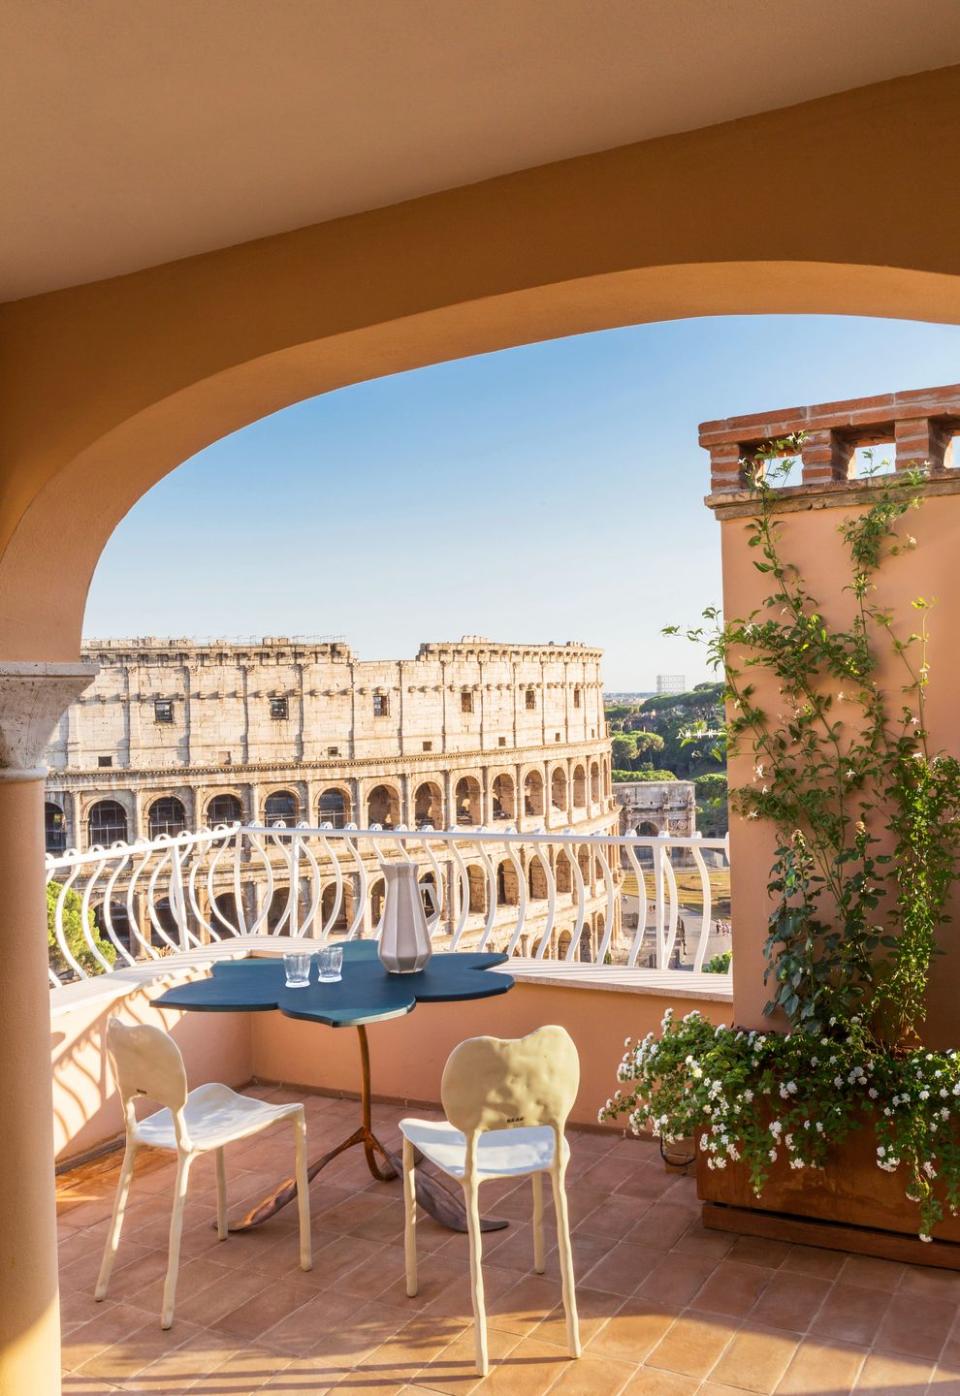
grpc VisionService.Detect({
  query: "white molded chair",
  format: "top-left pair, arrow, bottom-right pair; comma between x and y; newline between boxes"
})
400,1024 -> 581,1376
95,1017 -> 311,1328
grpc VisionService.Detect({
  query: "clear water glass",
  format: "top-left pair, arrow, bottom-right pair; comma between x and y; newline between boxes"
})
283,950 -> 313,988
317,945 -> 343,982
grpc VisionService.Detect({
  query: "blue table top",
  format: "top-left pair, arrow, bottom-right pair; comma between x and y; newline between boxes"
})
153,941 -> 513,1028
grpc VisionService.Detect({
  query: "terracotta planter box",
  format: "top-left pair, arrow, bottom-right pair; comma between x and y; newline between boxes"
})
697,1120 -> 960,1268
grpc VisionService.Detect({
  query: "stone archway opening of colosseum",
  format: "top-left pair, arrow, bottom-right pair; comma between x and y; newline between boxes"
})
44,800 -> 66,854
318,787 -> 350,828
590,761 -> 600,803
369,877 -> 386,926
455,777 -> 481,827
414,782 -> 443,830
467,864 -> 486,914
555,850 -> 572,895
572,765 -> 586,808
147,795 -> 187,838
87,798 -> 128,847
528,854 -> 549,901
523,771 -> 544,818
367,784 -> 399,829
550,767 -> 567,812
207,792 -> 243,827
264,788 -> 300,827
492,774 -> 515,822
496,860 -> 518,907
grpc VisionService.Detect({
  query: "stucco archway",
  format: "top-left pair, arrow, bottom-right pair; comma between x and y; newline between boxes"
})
3,68 -> 960,661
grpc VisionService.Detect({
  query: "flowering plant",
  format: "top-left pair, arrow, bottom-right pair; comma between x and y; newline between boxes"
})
604,1009 -> 960,1238
604,451 -> 960,1239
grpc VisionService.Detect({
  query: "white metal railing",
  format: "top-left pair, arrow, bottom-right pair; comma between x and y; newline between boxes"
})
45,822 -> 730,985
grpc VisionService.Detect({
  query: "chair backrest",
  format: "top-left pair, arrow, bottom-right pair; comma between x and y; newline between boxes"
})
105,1017 -> 189,1122
440,1025 -> 580,1139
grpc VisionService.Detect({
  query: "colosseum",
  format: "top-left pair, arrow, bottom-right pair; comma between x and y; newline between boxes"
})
45,636 -> 620,961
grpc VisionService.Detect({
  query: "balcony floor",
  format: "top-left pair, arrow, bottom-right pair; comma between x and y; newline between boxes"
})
56,1088 -> 960,1395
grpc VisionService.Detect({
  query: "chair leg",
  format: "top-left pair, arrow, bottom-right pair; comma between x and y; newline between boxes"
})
531,1170 -> 545,1274
215,1147 -> 228,1241
94,1140 -> 137,1301
402,1135 -> 418,1297
161,1151 -> 193,1329
463,1177 -> 488,1377
550,1160 -> 581,1359
294,1107 -> 312,1271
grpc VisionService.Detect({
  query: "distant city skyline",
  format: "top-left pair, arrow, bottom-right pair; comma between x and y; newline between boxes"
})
84,314 -> 960,690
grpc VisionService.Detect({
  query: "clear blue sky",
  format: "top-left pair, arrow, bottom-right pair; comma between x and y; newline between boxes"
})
85,315 -> 960,691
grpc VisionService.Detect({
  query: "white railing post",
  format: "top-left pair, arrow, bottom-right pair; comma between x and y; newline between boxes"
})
169,841 -> 190,951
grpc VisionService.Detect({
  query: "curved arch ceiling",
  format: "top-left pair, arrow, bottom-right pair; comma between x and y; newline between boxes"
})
4,0 -> 960,300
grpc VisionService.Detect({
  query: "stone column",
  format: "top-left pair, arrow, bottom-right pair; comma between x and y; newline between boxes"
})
0,660 -> 97,1396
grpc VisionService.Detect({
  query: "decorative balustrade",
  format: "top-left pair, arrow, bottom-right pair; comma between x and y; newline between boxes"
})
45,822 -> 730,986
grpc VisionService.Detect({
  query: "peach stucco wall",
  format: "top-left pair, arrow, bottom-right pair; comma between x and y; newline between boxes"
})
722,483 -> 960,1044
51,976 -> 730,1162
251,980 -> 730,1131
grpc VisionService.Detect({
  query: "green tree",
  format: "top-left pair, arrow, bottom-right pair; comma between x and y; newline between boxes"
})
47,882 -> 117,979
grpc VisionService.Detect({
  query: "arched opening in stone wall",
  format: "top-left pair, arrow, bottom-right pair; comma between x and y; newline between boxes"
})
579,925 -> 594,962
318,788 -> 350,828
45,801 -> 66,854
492,774 -> 515,822
455,776 -> 481,826
212,891 -> 241,938
207,792 -> 242,827
555,850 -> 572,894
523,771 -> 544,818
148,795 -> 186,837
370,877 -> 386,927
87,799 -> 128,847
551,768 -> 567,812
638,820 -> 659,836
578,846 -> 592,888
366,784 -> 399,829
496,861 -> 518,906
414,781 -> 442,829
264,789 -> 299,827
528,855 -> 548,900
321,882 -> 351,935
419,869 -> 438,918
467,864 -> 486,914
557,929 -> 572,960
572,765 -> 586,808
590,761 -> 600,804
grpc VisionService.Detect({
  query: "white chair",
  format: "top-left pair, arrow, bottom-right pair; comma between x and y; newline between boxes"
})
400,1024 -> 581,1376
95,1017 -> 312,1328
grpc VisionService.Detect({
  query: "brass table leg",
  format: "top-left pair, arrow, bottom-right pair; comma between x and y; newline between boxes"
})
229,1025 -> 507,1234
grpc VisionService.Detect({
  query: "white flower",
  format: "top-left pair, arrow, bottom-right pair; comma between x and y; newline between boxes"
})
920,1234 -> 933,1243
743,1089 -> 754,1104
833,1076 -> 844,1089
920,1090 -> 930,1101
877,1146 -> 886,1158
816,1122 -> 824,1133
769,1149 -> 778,1162
868,1088 -> 878,1099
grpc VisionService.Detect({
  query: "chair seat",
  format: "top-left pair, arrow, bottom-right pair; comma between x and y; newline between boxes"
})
135,1082 -> 300,1152
399,1116 -> 567,1179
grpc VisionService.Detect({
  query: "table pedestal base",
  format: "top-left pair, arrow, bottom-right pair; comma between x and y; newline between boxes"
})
228,1025 -> 508,1235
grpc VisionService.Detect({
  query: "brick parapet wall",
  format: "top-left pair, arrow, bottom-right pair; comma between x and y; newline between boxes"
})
701,383 -> 960,493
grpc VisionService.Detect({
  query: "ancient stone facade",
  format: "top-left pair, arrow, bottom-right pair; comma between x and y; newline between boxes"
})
44,636 -> 614,852
613,780 -> 696,838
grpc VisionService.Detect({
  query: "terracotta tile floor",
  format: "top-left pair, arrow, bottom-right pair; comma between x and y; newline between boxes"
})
55,1087 -> 960,1394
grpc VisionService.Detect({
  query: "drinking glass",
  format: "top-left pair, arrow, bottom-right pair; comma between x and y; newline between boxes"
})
317,945 -> 343,983
283,950 -> 313,988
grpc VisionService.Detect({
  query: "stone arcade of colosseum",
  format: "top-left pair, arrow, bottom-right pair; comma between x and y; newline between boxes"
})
45,637 -> 622,962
